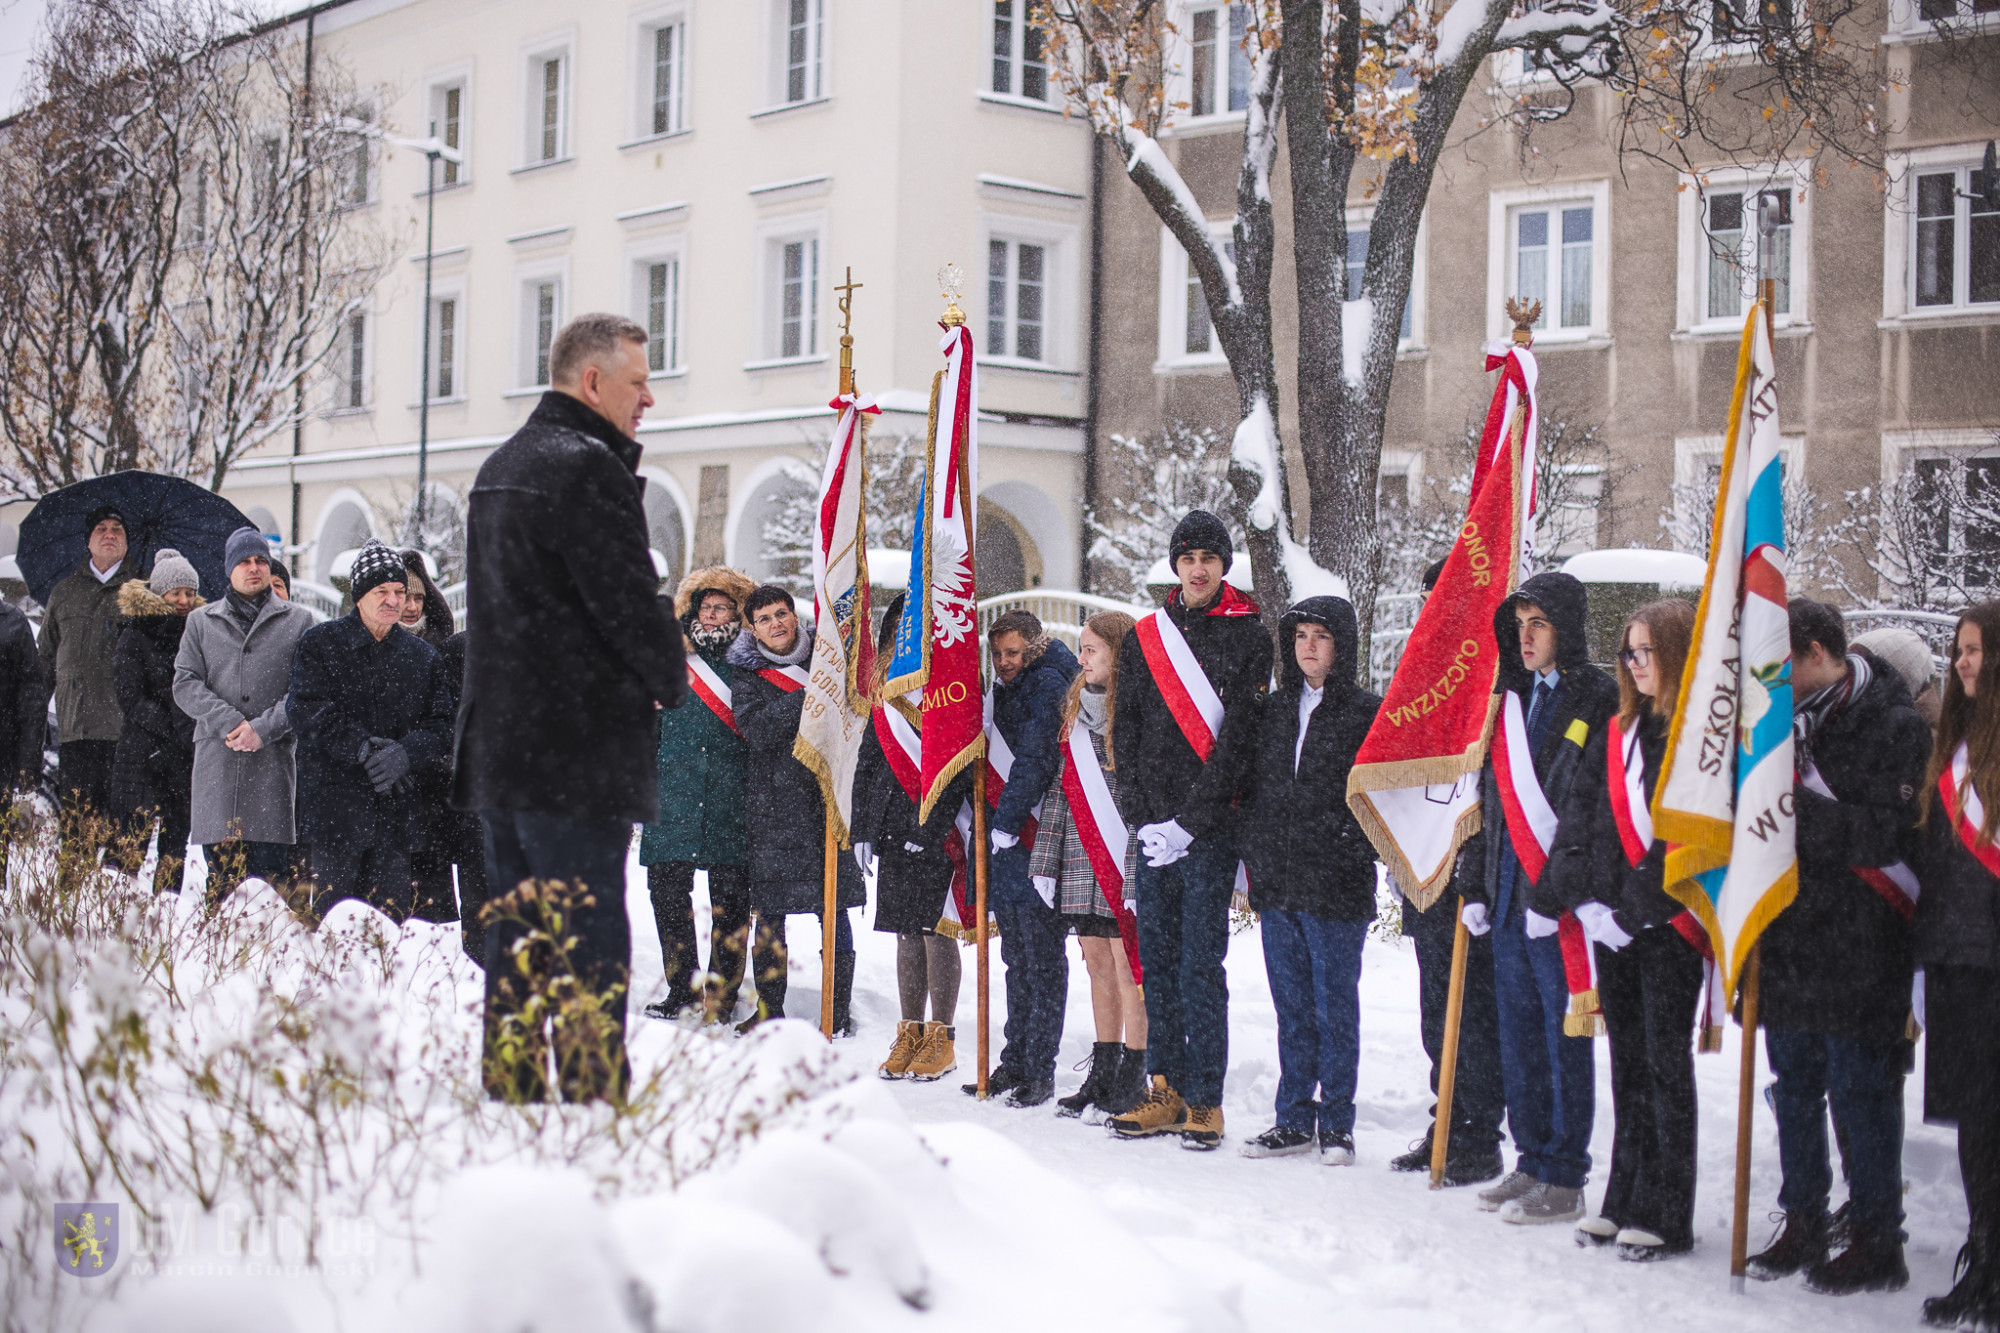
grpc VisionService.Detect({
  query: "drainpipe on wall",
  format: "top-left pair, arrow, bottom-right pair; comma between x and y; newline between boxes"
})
1081,133 -> 1105,595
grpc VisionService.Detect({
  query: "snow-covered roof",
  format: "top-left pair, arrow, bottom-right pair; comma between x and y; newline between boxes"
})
1559,548 -> 1707,589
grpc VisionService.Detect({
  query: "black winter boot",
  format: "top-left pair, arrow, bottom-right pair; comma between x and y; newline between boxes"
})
1924,1226 -> 1996,1328
1390,1124 -> 1435,1174
1746,1210 -> 1829,1281
830,952 -> 857,1038
1805,1227 -> 1908,1295
1057,1043 -> 1121,1118
1096,1045 -> 1149,1117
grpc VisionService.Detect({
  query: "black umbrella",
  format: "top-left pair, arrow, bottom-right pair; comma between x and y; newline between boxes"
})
18,471 -> 258,605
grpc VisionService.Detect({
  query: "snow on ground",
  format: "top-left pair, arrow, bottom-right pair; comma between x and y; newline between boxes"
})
66,850 -> 1959,1331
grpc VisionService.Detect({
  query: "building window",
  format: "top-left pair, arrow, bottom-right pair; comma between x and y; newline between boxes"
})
1186,3 -> 1251,118
1157,224 -> 1233,364
1914,454 -> 2000,592
636,255 -> 682,372
525,48 -> 568,163
1913,163 -> 2000,310
767,237 -> 819,359
1701,187 -> 1793,322
521,277 -> 562,386
1916,0 -> 2000,20
429,82 -> 465,185
427,292 -> 460,399
1344,220 -> 1415,342
647,18 -> 687,136
987,238 -> 1046,361
337,313 -> 367,410
778,0 -> 826,106
341,108 -> 372,206
1512,201 -> 1595,333
992,1 -> 1047,100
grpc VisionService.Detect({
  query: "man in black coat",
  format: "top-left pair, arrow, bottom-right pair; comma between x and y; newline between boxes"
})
289,541 -> 455,921
1454,571 -> 1619,1224
973,611 -> 1079,1107
1746,598 -> 1931,1293
1108,509 -> 1271,1150
0,599 -> 45,794
455,313 -> 684,1102
1234,596 -> 1382,1164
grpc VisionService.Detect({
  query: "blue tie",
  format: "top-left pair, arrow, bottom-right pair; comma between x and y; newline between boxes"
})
1527,678 -> 1554,751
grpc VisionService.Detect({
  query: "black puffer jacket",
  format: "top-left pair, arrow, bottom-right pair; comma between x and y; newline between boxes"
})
1452,571 -> 1621,922
1918,699 -> 2000,974
1112,584 -> 1272,837
1233,596 -> 1383,920
1544,709 -> 1683,931
1761,652 -> 1930,1042
109,582 -> 197,819
990,638 -> 1078,838
729,624 -> 864,915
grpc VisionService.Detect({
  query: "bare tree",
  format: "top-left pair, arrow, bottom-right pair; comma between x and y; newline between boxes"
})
1819,456 -> 2000,611
1088,421 -> 1245,601
760,426 -> 931,594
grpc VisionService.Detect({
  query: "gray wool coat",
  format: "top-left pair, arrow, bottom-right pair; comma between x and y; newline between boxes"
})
172,596 -> 315,845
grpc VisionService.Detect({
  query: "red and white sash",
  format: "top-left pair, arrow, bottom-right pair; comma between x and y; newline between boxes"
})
1802,762 -> 1922,923
757,664 -> 809,693
980,690 -> 1040,851
686,655 -> 739,734
874,702 -> 981,937
1134,609 -> 1225,762
1940,742 -> 2000,880
1060,722 -> 1142,983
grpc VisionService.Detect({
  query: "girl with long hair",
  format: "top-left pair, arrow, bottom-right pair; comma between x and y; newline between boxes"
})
1028,610 -> 1148,1118
1545,598 -> 1706,1260
1914,600 -> 2000,1329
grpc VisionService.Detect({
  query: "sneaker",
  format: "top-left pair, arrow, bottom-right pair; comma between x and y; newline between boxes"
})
1318,1131 -> 1356,1166
964,1064 -> 1022,1099
1181,1104 -> 1224,1151
1575,1216 -> 1620,1248
1615,1228 -> 1683,1262
1477,1170 -> 1538,1214
1389,1125 -> 1435,1173
1005,1079 -> 1054,1109
1745,1210 -> 1829,1282
1501,1182 -> 1586,1226
1109,1076 -> 1187,1138
1440,1145 -> 1504,1187
1805,1229 -> 1909,1295
1240,1126 -> 1316,1159
904,1023 -> 957,1081
879,1020 -> 922,1080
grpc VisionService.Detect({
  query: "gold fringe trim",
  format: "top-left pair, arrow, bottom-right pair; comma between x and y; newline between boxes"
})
1562,1012 -> 1604,1039
917,736 -> 986,824
1697,1024 -> 1725,1054
1569,989 -> 1600,1016
792,734 -> 853,849
934,915 -> 1000,942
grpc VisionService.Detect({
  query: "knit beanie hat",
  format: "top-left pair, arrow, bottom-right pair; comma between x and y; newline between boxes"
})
268,557 -> 291,589
1169,509 -> 1233,575
148,548 -> 199,596
348,540 -> 407,602
84,504 -> 126,537
224,526 -> 270,575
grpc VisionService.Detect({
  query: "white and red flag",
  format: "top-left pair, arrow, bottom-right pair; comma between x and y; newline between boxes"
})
1347,344 -> 1539,907
793,389 -> 878,842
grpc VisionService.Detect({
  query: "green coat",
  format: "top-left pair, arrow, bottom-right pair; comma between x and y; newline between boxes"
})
39,556 -> 142,744
639,639 -> 748,867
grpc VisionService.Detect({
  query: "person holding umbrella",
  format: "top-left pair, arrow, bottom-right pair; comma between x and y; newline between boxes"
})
37,505 -> 141,843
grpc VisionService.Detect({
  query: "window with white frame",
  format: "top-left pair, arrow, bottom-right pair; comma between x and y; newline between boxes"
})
1912,160 -> 2000,311
1911,452 -> 2000,592
633,252 -> 684,372
987,237 -> 1048,361
428,79 -> 466,186
1343,214 -> 1416,344
640,13 -> 688,137
1679,173 -> 1808,330
523,44 -> 570,164
764,234 -> 819,360
1158,224 -> 1233,363
1184,3 -> 1251,118
1671,434 -> 1802,552
335,312 -> 367,410
424,289 -> 463,400
991,1 -> 1048,100
774,0 -> 826,106
519,275 -> 563,387
1490,185 -> 1609,341
341,107 -> 373,206
1909,0 -> 2000,25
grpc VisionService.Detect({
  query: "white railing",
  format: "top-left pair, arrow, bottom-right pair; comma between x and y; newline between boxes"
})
1367,592 -> 1423,695
287,579 -> 344,623
977,589 -> 1150,652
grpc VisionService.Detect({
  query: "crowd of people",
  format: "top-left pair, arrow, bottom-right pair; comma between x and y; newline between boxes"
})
9,310 -> 1997,1327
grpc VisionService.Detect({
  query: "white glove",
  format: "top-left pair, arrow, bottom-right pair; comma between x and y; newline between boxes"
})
1123,897 -> 1138,915
1912,969 -> 1926,1031
1575,902 -> 1633,952
853,842 -> 875,874
903,840 -> 925,854
1032,874 -> 1057,909
1460,902 -> 1491,937
1138,819 -> 1193,868
991,828 -> 1020,852
1522,909 -> 1561,940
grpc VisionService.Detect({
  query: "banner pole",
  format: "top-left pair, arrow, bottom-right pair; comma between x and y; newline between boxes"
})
1730,945 -> 1763,1292
1429,895 -> 1472,1189
973,763 -> 991,1097
820,818 -> 837,1040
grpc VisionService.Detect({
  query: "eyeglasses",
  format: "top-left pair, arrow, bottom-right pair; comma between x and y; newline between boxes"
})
1619,645 -> 1654,668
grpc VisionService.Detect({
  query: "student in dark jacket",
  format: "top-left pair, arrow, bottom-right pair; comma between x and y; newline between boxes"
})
289,542 -> 455,922
1544,598 -> 1704,1262
973,611 -> 1079,1108
1744,599 -> 1930,1293
1108,509 -> 1271,1151
0,599 -> 44,793
1233,596 -> 1382,1165
1912,600 -> 2000,1331
1454,572 -> 1620,1220
398,549 -> 463,923
728,585 -> 862,1033
108,553 -> 201,894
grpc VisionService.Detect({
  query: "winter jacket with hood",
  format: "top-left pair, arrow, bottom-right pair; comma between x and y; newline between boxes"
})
1232,596 -> 1384,921
1111,583 -> 1272,838
39,554 -> 142,744
989,635 -> 1079,838
453,390 -> 685,822
173,589 -> 315,845
110,582 -> 199,819
1452,571 -> 1621,924
1760,650 -> 1930,1043
641,566 -> 757,869
0,602 -> 44,788
728,621 -> 864,915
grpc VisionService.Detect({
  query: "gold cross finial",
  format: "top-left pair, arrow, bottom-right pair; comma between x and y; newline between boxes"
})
836,266 -> 861,395
835,267 -> 863,335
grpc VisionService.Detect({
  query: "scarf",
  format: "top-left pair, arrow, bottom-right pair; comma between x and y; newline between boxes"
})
226,586 -> 271,629
1077,683 -> 1108,736
689,620 -> 737,651
756,628 -> 812,668
1794,651 -> 1872,772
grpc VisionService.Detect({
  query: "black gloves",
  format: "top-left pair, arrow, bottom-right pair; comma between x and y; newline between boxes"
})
362,737 -> 411,793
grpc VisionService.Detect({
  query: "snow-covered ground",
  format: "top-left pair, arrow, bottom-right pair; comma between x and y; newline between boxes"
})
51,851 -> 1962,1331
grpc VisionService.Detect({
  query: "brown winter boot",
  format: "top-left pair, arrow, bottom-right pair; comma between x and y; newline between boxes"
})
879,1021 -> 922,1080
904,1022 -> 957,1081
1181,1103 -> 1225,1151
1108,1076 -> 1188,1138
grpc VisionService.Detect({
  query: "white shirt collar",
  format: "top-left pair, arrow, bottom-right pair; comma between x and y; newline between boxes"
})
1535,666 -> 1561,691
89,560 -> 121,584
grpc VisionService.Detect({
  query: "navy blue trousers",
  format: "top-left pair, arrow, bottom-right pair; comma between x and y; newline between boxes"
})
1767,1028 -> 1907,1236
1261,908 -> 1368,1136
1135,837 -> 1235,1106
1493,904 -> 1596,1188
991,841 -> 1067,1081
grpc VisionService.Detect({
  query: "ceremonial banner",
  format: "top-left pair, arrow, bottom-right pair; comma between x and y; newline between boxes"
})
794,389 -> 878,842
1348,345 -> 1539,907
1654,304 -> 1797,1001
882,321 -> 984,819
